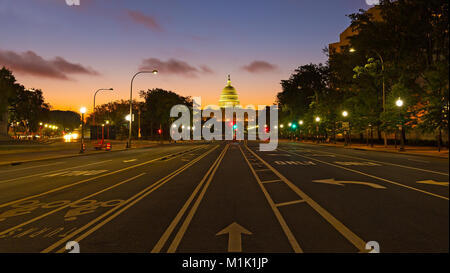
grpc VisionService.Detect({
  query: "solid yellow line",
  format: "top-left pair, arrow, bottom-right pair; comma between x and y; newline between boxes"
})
151,144 -> 229,253
0,172 -> 147,237
240,145 -> 303,253
290,144 -> 448,176
261,179 -> 282,184
166,144 -> 229,253
0,145 -> 204,209
43,145 -> 219,253
279,148 -> 449,201
275,200 -> 306,208
246,145 -> 367,252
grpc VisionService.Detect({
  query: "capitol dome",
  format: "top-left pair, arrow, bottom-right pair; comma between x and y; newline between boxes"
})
218,75 -> 240,108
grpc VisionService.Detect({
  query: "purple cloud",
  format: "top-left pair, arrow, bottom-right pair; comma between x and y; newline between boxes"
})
0,49 -> 99,80
139,58 -> 213,76
126,10 -> 163,32
242,60 -> 277,73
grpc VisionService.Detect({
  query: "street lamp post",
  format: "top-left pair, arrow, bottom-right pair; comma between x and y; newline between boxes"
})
396,98 -> 405,151
93,88 -> 113,140
315,116 -> 320,143
127,70 -> 158,148
80,107 -> 87,153
342,111 -> 349,146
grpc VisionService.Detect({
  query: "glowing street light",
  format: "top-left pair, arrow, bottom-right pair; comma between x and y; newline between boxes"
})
128,69 -> 158,148
396,98 -> 405,151
125,114 -> 131,121
288,122 -> 292,127
80,106 -> 87,153
315,116 -> 321,122
299,120 -> 304,125
280,124 -> 284,128
342,111 -> 348,117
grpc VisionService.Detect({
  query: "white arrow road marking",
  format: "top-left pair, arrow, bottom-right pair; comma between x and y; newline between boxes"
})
312,178 -> 386,189
216,222 -> 252,252
123,159 -> 137,163
416,180 -> 449,187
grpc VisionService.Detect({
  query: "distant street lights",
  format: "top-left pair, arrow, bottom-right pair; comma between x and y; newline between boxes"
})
396,98 -> 405,151
128,70 -> 158,148
80,107 -> 87,153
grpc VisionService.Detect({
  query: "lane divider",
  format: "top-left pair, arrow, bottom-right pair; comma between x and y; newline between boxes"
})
152,144 -> 229,253
239,145 -> 303,253
245,144 -> 368,252
278,148 -> 449,201
285,143 -> 448,176
0,145 -> 206,209
42,144 -> 221,253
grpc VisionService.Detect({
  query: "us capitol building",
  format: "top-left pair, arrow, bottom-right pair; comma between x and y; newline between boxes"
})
218,75 -> 240,108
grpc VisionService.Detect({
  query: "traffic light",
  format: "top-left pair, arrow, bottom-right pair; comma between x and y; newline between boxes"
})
158,129 -> 162,135
233,124 -> 237,130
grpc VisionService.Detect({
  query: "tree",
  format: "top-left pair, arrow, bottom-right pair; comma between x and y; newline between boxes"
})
86,100 -> 139,139
0,67 -> 17,138
139,88 -> 192,139
8,86 -> 50,134
49,110 -> 81,131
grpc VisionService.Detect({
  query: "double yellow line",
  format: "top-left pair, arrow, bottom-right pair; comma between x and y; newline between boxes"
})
152,144 -> 230,253
41,144 -> 220,253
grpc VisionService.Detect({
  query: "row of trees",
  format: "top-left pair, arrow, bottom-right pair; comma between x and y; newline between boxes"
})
0,67 -> 81,138
87,88 -> 191,140
277,0 -> 449,148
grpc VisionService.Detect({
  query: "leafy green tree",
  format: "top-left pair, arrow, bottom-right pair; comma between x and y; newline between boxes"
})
8,86 -> 50,134
139,88 -> 192,139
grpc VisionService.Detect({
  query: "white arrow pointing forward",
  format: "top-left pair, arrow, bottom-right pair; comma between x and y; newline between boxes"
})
312,178 -> 386,189
216,222 -> 252,252
417,180 -> 449,187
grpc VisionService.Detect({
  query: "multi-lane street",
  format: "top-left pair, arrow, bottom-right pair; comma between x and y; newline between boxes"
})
0,141 -> 447,253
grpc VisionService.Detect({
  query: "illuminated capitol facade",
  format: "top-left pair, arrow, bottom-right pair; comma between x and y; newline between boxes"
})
218,75 -> 240,108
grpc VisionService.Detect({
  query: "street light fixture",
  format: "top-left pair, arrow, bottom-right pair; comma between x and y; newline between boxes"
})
93,88 -> 113,139
127,70 -> 158,148
80,107 -> 87,153
396,98 -> 405,151
342,111 -> 351,146
315,116 -> 320,143
299,120 -> 303,125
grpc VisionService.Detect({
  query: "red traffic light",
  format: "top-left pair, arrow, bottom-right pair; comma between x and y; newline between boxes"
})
158,129 -> 162,135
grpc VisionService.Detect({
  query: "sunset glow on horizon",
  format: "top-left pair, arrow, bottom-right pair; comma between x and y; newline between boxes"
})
1,0 -> 370,113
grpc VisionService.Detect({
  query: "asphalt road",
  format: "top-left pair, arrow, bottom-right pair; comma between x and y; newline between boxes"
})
0,141 -> 447,253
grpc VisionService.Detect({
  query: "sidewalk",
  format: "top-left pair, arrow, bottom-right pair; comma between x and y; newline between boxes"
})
0,140 -> 163,166
282,140 -> 449,159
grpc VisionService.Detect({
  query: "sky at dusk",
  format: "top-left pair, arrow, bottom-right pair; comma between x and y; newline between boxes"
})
0,0 -> 374,113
